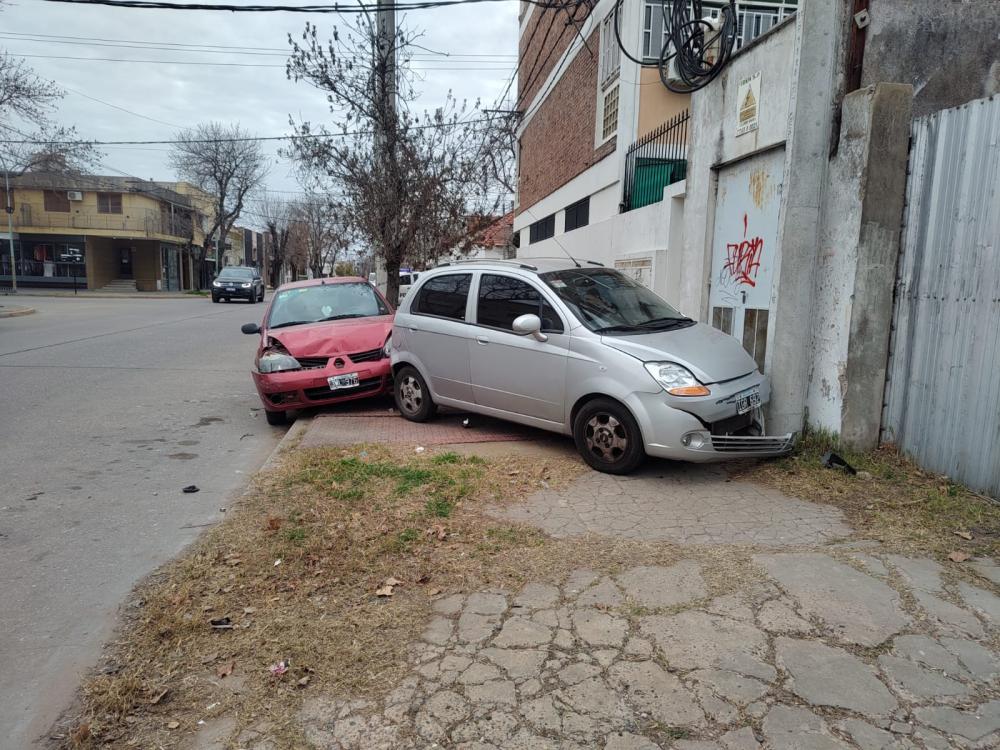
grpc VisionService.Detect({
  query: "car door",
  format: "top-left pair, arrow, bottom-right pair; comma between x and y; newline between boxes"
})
406,272 -> 475,403
469,272 -> 569,424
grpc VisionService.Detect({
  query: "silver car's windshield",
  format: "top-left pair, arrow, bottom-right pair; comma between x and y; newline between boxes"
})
267,282 -> 389,329
539,268 -> 693,334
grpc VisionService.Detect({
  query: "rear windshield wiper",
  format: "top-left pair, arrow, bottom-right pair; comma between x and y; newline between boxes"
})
267,320 -> 312,329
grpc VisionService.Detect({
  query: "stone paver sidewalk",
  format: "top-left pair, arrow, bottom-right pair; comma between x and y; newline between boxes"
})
295,552 -> 1000,750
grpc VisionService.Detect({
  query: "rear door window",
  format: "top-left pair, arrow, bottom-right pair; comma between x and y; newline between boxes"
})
412,273 -> 472,321
476,274 -> 564,333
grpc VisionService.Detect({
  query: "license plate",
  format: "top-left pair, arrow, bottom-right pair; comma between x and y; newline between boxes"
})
327,372 -> 360,390
736,389 -> 762,415
226,287 -> 235,292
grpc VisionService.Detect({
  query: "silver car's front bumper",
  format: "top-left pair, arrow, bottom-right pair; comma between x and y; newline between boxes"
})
627,380 -> 797,462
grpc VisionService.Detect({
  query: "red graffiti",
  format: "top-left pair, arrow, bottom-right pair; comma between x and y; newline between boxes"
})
723,213 -> 763,287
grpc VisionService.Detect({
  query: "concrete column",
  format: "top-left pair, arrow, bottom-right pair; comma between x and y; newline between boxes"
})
807,83 -> 913,449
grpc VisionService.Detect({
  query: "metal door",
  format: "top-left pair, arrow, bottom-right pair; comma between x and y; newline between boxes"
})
708,147 -> 784,372
882,96 -> 1000,498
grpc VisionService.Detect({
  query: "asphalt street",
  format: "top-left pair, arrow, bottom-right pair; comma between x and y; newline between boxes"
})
0,295 -> 284,747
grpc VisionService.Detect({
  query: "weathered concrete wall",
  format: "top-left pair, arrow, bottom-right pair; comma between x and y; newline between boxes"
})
807,83 -> 913,448
863,0 -> 1000,117
680,17 -> 797,323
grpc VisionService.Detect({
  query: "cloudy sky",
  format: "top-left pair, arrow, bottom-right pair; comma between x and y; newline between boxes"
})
2,0 -> 518,204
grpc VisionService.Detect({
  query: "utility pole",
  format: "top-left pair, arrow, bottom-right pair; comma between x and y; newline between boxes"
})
376,0 -> 399,303
1,154 -> 16,293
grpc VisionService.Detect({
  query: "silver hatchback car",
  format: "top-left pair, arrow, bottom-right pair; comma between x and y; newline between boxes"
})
389,259 -> 795,473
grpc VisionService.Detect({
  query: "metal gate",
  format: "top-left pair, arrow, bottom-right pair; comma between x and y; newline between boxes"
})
883,95 -> 1000,498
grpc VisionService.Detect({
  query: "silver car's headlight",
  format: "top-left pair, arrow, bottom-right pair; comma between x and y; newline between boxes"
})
644,362 -> 710,396
258,352 -> 302,373
382,334 -> 392,358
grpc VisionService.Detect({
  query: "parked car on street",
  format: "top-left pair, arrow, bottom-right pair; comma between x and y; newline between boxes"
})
213,266 -> 265,303
398,270 -> 420,300
241,277 -> 394,425
389,259 -> 795,473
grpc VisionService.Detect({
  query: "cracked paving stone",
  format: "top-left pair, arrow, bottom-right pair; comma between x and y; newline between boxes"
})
604,732 -> 659,750
513,582 -> 561,610
640,610 -> 773,680
576,577 -> 624,607
939,637 -> 1000,680
705,593 -> 755,622
913,700 -> 1000,741
688,669 -> 769,706
912,589 -> 984,638
968,557 -> 1000,586
558,662 -> 602,685
837,718 -> 899,750
459,662 -> 503,685
609,660 -> 705,726
466,679 -> 517,706
721,727 -> 761,750
675,742 -> 722,750
451,710 -> 518,744
458,610 -> 502,644
433,594 -> 465,615
887,555 -> 945,593
492,616 -> 551,648
616,561 -> 707,608
415,689 -> 469,741
877,654 -> 970,699
763,705 -> 851,750
564,569 -> 599,594
556,676 -> 630,722
777,637 -> 897,716
755,553 -> 909,647
422,616 -> 454,646
466,592 -> 508,615
890,635 -> 965,675
957,581 -> 1000,621
481,647 -> 547,680
571,608 -> 628,648
757,599 -> 813,634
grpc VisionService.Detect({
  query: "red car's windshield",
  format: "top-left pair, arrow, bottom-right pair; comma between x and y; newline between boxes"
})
267,283 -> 390,329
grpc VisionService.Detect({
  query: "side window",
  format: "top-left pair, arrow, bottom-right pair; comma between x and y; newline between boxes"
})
412,273 -> 471,321
477,274 -> 564,333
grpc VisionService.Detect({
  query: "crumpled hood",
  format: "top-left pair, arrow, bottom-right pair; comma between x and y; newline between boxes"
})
264,316 -> 393,358
602,322 -> 757,383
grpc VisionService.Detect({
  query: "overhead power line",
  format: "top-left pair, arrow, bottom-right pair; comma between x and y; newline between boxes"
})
12,53 -> 515,70
41,0 -> 577,13
0,116 -> 496,146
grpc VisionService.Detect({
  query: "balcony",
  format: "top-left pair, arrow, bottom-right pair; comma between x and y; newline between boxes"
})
17,203 -> 193,241
622,110 -> 689,213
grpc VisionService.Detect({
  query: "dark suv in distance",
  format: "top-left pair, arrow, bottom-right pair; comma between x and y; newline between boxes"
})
212,266 -> 265,303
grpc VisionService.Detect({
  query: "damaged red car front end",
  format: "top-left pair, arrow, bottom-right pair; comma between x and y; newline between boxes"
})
242,277 -> 394,425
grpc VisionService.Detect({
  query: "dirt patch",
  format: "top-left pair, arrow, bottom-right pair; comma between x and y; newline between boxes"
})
733,433 -> 1000,558
56,444 -> 586,748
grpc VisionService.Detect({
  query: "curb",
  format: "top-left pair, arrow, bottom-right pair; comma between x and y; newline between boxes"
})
259,416 -> 313,474
0,305 -> 35,318
9,292 -> 198,300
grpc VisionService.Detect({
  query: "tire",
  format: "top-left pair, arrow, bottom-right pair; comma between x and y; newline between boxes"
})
572,397 -> 645,474
265,409 -> 287,426
212,295 -> 220,303
394,365 -> 437,422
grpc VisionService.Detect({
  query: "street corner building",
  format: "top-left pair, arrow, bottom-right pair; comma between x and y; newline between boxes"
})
0,173 -> 256,292
514,0 -> 1000,497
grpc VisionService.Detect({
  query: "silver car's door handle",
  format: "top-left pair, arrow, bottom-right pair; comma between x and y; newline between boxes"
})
476,335 -> 489,345
408,324 -> 420,331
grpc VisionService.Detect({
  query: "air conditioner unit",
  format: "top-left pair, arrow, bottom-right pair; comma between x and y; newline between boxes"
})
67,191 -> 83,201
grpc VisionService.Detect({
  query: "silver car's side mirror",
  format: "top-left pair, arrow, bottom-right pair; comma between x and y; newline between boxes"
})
512,313 -> 548,342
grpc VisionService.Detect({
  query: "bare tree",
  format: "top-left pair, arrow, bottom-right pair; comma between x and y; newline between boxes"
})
292,195 -> 351,279
254,191 -> 294,288
169,122 -> 269,287
285,13 -> 502,305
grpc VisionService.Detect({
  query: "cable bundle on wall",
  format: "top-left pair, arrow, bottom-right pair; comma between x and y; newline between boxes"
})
614,0 -> 737,94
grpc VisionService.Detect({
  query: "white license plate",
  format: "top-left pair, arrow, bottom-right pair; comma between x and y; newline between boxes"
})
225,287 -> 236,292
327,372 -> 360,390
736,389 -> 762,415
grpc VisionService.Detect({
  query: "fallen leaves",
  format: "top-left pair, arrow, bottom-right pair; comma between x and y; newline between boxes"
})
948,550 -> 971,563
166,721 -> 180,730
375,576 -> 402,597
265,516 -> 283,531
215,661 -> 235,679
148,688 -> 169,705
269,660 -> 289,677
426,523 -> 448,541
954,530 -> 974,541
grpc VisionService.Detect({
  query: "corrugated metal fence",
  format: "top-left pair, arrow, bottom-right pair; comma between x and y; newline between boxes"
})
883,95 -> 1000,498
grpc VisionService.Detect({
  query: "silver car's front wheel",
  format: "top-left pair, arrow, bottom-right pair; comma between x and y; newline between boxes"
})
584,413 -> 628,463
573,398 -> 645,474
394,365 -> 437,422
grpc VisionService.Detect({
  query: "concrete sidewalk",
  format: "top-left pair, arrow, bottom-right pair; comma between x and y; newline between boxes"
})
247,414 -> 1000,749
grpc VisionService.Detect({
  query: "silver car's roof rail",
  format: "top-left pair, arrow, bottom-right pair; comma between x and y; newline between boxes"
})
435,259 -> 539,271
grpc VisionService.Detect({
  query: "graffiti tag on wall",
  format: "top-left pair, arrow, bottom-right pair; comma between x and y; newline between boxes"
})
723,213 -> 764,287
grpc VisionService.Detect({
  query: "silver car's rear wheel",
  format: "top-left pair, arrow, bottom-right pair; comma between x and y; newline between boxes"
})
394,365 -> 437,422
573,398 -> 645,474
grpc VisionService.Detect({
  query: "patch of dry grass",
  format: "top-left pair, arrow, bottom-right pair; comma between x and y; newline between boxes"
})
734,431 -> 1000,557
60,444 -> 584,749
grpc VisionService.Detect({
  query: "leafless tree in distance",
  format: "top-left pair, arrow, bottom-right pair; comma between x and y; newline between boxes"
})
285,12 -> 504,305
169,122 -> 269,287
253,190 -> 294,288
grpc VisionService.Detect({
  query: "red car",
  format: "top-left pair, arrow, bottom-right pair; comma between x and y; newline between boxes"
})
241,277 -> 394,425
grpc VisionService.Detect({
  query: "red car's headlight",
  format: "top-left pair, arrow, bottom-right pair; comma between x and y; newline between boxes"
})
257,352 -> 302,373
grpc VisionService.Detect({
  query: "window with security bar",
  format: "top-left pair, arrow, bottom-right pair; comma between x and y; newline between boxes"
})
601,84 -> 620,142
641,1 -> 798,61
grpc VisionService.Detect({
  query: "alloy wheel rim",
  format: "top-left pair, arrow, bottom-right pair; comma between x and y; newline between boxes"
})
584,413 -> 627,463
399,375 -> 423,415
